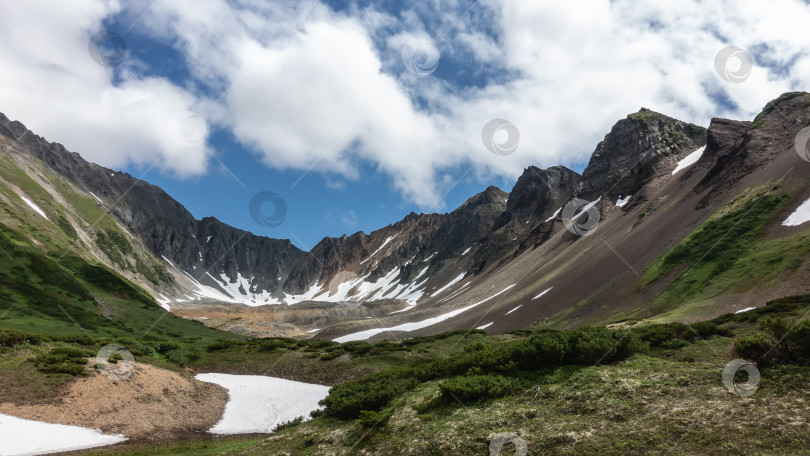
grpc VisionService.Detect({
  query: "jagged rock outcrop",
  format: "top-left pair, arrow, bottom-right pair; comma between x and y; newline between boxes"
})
575,108 -> 706,200
504,166 -> 580,223
695,92 -> 810,208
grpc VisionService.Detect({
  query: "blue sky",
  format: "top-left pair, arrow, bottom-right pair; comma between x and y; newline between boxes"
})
1,0 -> 808,248
106,0 -> 527,247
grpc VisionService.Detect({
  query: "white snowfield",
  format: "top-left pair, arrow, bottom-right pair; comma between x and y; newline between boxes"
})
671,146 -> 705,175
194,374 -> 330,435
159,251 -> 435,307
735,306 -> 756,314
615,195 -> 631,207
0,413 -> 126,455
334,284 -> 517,343
18,195 -> 48,220
782,197 -> 810,226
477,322 -> 494,330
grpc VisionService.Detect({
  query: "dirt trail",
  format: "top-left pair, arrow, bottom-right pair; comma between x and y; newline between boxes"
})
0,360 -> 227,441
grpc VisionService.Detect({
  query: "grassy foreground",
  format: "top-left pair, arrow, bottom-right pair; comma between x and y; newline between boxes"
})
66,295 -> 810,456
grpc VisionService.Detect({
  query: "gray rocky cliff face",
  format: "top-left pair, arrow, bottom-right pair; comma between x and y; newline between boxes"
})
575,109 -> 706,201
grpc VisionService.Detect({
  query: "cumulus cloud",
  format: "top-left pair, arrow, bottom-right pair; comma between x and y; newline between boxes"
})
1,0 -> 809,207
0,0 -> 213,177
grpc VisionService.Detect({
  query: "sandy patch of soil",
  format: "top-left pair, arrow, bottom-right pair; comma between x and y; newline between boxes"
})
0,360 -> 227,441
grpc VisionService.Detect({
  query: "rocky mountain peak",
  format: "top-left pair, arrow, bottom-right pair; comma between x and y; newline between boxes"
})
575,108 -> 706,200
506,165 -> 580,222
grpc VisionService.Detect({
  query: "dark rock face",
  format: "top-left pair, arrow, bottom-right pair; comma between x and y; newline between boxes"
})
506,166 -> 580,222
575,109 -> 707,200
694,93 -> 810,208
703,118 -> 751,166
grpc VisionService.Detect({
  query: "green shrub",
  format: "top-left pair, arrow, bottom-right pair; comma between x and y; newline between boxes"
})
342,341 -> 372,355
320,368 -> 418,419
0,329 -> 43,347
527,331 -> 568,366
156,341 -> 182,354
55,334 -> 94,346
358,409 -> 391,429
321,349 -> 345,361
633,321 -> 727,349
257,338 -> 296,352
298,339 -> 338,350
32,347 -> 91,376
271,416 -> 304,433
207,340 -> 241,352
734,335 -> 772,361
185,347 -> 203,363
565,327 -> 635,365
690,321 -> 719,338
108,353 -> 123,364
321,326 -> 646,420
438,375 -> 517,403
661,339 -> 690,350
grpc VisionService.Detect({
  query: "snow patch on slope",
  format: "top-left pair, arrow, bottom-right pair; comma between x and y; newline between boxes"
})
430,273 -> 466,297
545,207 -> 562,222
89,192 -> 103,204
532,287 -> 553,300
334,284 -> 516,343
672,146 -> 705,175
195,374 -> 329,435
156,293 -> 172,311
360,235 -> 396,264
19,195 -> 48,220
615,195 -> 631,207
0,413 -> 126,455
783,197 -> 810,226
505,305 -> 522,315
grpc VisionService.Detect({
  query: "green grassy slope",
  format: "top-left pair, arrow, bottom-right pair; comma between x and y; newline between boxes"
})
0,144 -> 240,350
629,179 -> 810,322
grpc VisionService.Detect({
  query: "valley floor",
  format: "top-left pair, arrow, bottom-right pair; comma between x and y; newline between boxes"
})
74,337 -> 810,456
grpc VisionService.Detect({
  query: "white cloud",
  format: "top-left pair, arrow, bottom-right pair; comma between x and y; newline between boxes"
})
1,0 -> 809,208
0,0 -> 212,178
